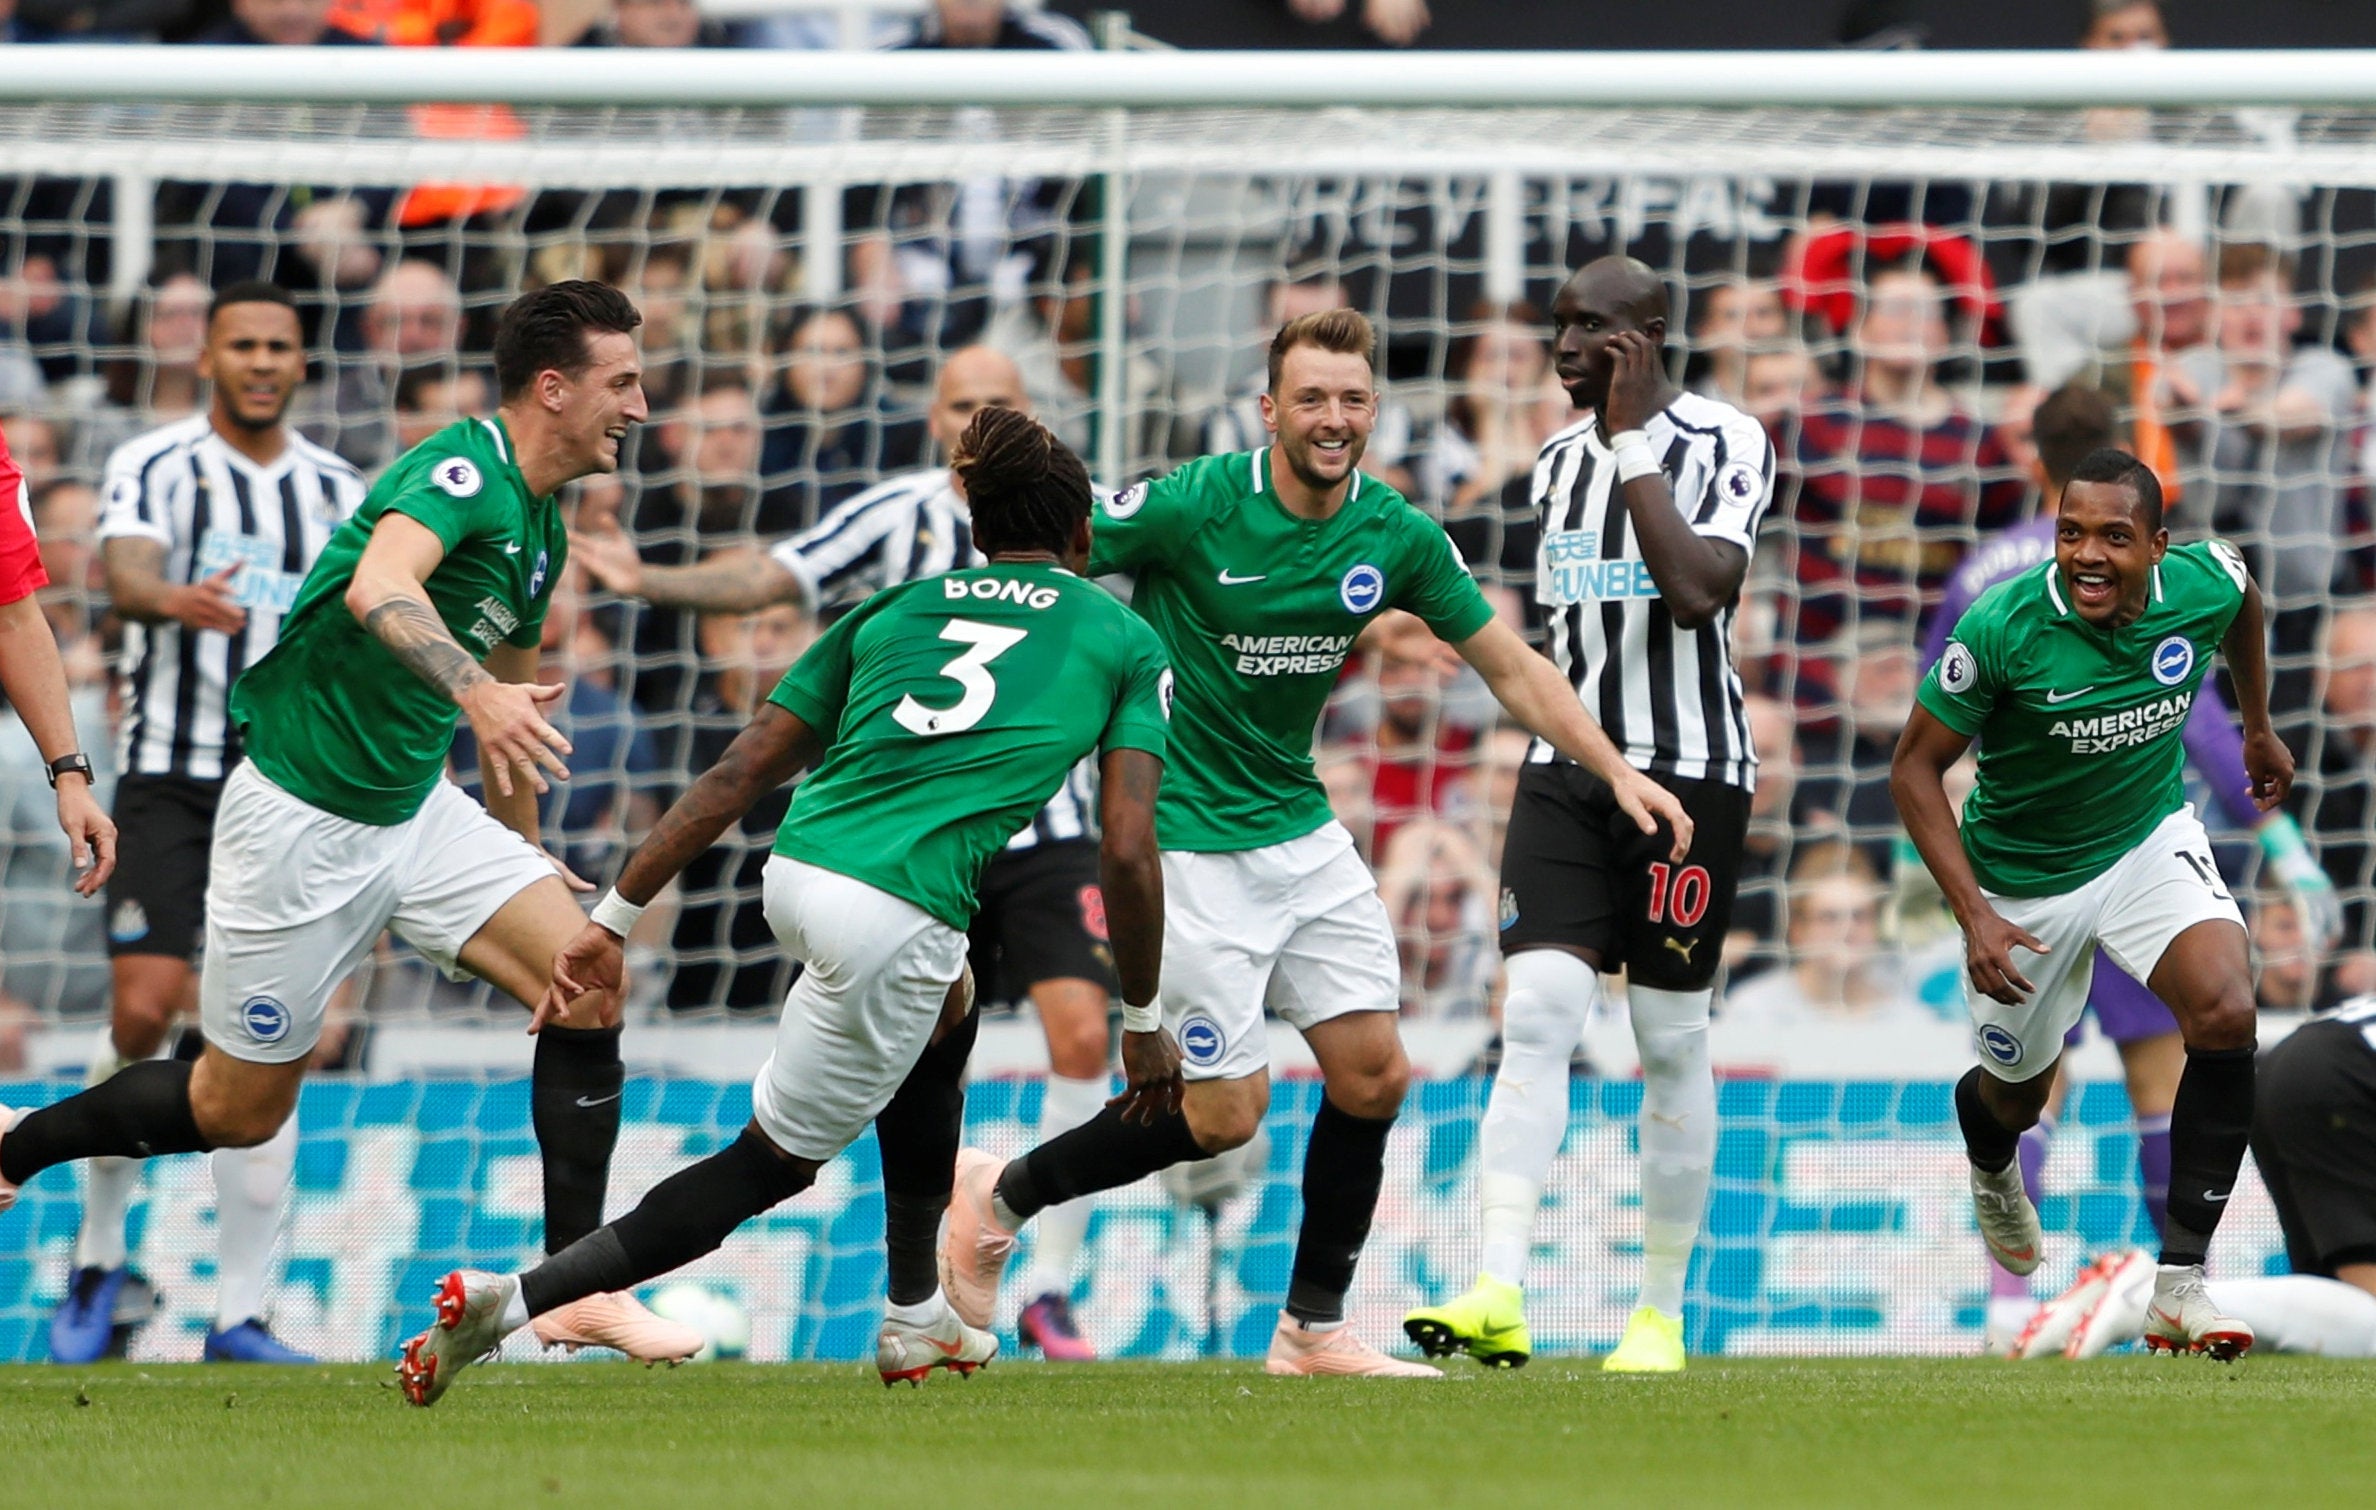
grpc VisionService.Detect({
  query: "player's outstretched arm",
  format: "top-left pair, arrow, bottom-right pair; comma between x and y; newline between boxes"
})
2219,575 -> 2293,813
544,704 -> 822,1014
0,591 -> 115,893
1601,329 -> 1750,629
103,537 -> 247,632
1096,746 -> 1181,1123
1890,706 -> 2044,1006
569,524 -> 800,612
1451,615 -> 1694,860
347,513 -> 574,799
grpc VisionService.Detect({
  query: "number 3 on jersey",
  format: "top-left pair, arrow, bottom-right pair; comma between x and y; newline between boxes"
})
894,619 -> 1029,736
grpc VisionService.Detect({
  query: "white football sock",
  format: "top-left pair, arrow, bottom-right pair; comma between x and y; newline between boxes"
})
211,1114 -> 298,1329
1022,1072 -> 1108,1298
884,1290 -> 949,1328
72,1029 -> 138,1272
498,1275 -> 532,1334
1629,984 -> 1716,1319
2203,1276 -> 2376,1357
1476,951 -> 1597,1286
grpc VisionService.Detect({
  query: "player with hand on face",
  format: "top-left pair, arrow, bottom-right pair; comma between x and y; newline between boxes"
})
1893,447 -> 2282,1360
0,282 -> 704,1366
397,408 -> 1174,1404
940,307 -> 1692,1377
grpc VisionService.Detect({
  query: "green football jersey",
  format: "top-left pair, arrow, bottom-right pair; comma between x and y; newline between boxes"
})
767,561 -> 1171,930
1088,449 -> 1495,852
231,417 -> 567,826
1916,539 -> 2250,897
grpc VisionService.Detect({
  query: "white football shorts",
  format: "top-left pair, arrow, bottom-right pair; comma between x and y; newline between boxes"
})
1160,821 -> 1401,1082
749,856 -> 969,1161
201,761 -> 557,1064
1965,804 -> 2245,1082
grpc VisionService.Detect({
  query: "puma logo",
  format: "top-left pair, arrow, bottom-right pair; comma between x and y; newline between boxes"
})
1662,936 -> 1698,965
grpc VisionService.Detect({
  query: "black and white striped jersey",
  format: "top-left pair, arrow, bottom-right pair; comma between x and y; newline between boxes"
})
1525,393 -> 1775,792
767,465 -> 1088,850
97,415 -> 365,781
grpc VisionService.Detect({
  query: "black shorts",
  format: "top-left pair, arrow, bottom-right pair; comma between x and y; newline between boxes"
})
1497,762 -> 1751,992
2251,1018 -> 2376,1276
968,837 -> 1117,1005
104,773 -> 223,961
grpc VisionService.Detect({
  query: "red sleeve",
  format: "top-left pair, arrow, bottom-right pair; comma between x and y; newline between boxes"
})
0,432 -> 44,607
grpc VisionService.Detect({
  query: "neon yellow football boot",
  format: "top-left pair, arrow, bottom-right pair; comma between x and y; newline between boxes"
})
1602,1305 -> 1686,1373
1402,1274 -> 1532,1369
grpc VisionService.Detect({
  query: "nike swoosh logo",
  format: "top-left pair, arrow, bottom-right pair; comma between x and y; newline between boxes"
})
2205,1189 -> 2230,1202
927,1335 -> 964,1356
1995,1244 -> 2036,1262
1217,569 -> 1265,585
503,542 -> 522,556
2044,687 -> 2093,704
574,1092 -> 622,1109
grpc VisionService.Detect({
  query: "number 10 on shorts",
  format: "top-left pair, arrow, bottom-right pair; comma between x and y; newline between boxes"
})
1646,862 -> 1712,926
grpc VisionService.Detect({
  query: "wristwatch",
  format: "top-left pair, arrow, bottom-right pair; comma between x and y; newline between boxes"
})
45,752 -> 94,788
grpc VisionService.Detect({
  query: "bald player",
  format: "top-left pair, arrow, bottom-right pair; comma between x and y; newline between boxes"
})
572,347 -> 1124,1359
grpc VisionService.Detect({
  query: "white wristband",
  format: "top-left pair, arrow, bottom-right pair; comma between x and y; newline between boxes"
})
1610,428 -> 1659,484
589,889 -> 646,939
1120,996 -> 1162,1034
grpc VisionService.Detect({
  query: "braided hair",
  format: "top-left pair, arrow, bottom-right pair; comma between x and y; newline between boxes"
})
951,405 -> 1091,557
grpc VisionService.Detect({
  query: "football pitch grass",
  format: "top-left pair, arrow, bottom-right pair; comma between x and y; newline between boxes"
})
6,1355 -> 2373,1507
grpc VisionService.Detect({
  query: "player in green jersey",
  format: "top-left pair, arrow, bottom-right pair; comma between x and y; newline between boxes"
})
0,281 -> 705,1363
396,407 -> 1175,1405
1893,447 -> 2289,1360
941,307 -> 1695,1376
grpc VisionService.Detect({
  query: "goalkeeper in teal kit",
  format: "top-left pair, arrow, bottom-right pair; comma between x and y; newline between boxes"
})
1892,447 -> 2291,1360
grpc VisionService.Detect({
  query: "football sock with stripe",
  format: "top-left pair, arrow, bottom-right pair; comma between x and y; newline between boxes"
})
2161,1044 -> 2254,1269
518,1127 -> 813,1318
1285,1095 -> 1394,1327
0,1059 -> 211,1186
875,1004 -> 979,1306
1630,984 -> 1716,1317
994,1102 -> 1204,1224
1022,1072 -> 1110,1298
1476,949 -> 1595,1284
1954,1067 -> 2021,1175
531,1024 -> 625,1253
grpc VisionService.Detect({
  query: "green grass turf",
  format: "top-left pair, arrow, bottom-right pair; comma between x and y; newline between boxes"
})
5,1356 -> 2374,1508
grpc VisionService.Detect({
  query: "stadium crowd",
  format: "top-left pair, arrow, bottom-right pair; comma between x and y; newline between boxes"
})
0,0 -> 2367,1064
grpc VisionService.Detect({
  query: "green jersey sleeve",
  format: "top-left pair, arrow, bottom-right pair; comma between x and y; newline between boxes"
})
384,452 -> 499,557
1916,603 -> 2004,736
767,599 -> 868,735
1088,463 -> 1206,576
1394,515 -> 1496,643
1101,623 -> 1173,759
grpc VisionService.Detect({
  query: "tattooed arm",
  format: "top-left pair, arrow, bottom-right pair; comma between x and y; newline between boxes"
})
345,512 -> 572,798
104,537 -> 247,632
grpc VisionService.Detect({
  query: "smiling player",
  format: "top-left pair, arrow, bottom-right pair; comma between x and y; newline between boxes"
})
1891,447 -> 2284,1360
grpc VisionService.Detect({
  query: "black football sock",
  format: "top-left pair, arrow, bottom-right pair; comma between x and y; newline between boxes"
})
875,1005 -> 980,1305
2160,1044 -> 2256,1269
0,1060 -> 210,1186
995,1103 -> 1205,1222
531,1024 -> 625,1254
519,1127 -> 813,1318
1285,1096 -> 1394,1327
1954,1067 -> 2021,1175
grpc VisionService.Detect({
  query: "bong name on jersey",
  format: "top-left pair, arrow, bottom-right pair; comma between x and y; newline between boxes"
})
1222,632 -> 1357,676
2050,692 -> 2192,755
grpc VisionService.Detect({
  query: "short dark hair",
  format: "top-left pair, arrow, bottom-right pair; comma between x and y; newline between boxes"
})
207,280 -> 298,326
2066,445 -> 2163,532
1267,307 -> 1376,394
493,280 -> 642,400
2032,384 -> 2122,491
952,406 -> 1090,557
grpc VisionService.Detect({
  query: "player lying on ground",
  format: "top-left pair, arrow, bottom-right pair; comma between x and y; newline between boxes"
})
573,348 -> 1125,1360
1407,255 -> 1775,1375
939,308 -> 1693,1378
1912,383 -> 2342,1355
1891,446 -> 2283,1361
397,407 -> 1177,1405
0,281 -> 701,1363
2015,996 -> 2376,1358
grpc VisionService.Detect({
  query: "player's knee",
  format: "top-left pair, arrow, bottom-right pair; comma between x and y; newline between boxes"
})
195,1104 -> 283,1150
1186,1098 -> 1262,1154
108,1003 -> 176,1062
1632,1018 -> 1707,1082
2183,986 -> 2257,1053
1327,1055 -> 1409,1121
1042,1013 -> 1110,1081
1501,986 -> 1584,1061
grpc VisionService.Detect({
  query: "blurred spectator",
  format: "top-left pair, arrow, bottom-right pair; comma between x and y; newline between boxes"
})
1783,257 -> 2024,662
1354,609 -> 1483,859
193,0 -> 371,44
2304,605 -> 2376,957
1741,346 -> 1825,432
1377,819 -> 1496,1017
1725,693 -> 1803,981
1478,723 -> 1529,867
302,257 -> 462,469
2170,243 -> 2355,735
2348,272 -> 2376,489
984,249 -> 1167,472
760,306 -> 923,530
1284,0 -> 1429,46
2,411 -> 60,496
2252,888 -> 2320,1015
80,273 -> 210,472
0,268 -> 47,410
392,363 -> 490,456
888,0 -> 1088,50
1685,279 -> 1788,410
1188,264 -> 1419,496
1798,622 -> 1918,876
575,0 -> 734,48
1422,303 -> 1568,634
1721,841 -> 1924,1029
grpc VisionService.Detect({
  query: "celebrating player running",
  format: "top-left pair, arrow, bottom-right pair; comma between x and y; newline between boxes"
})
1891,447 -> 2282,1360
